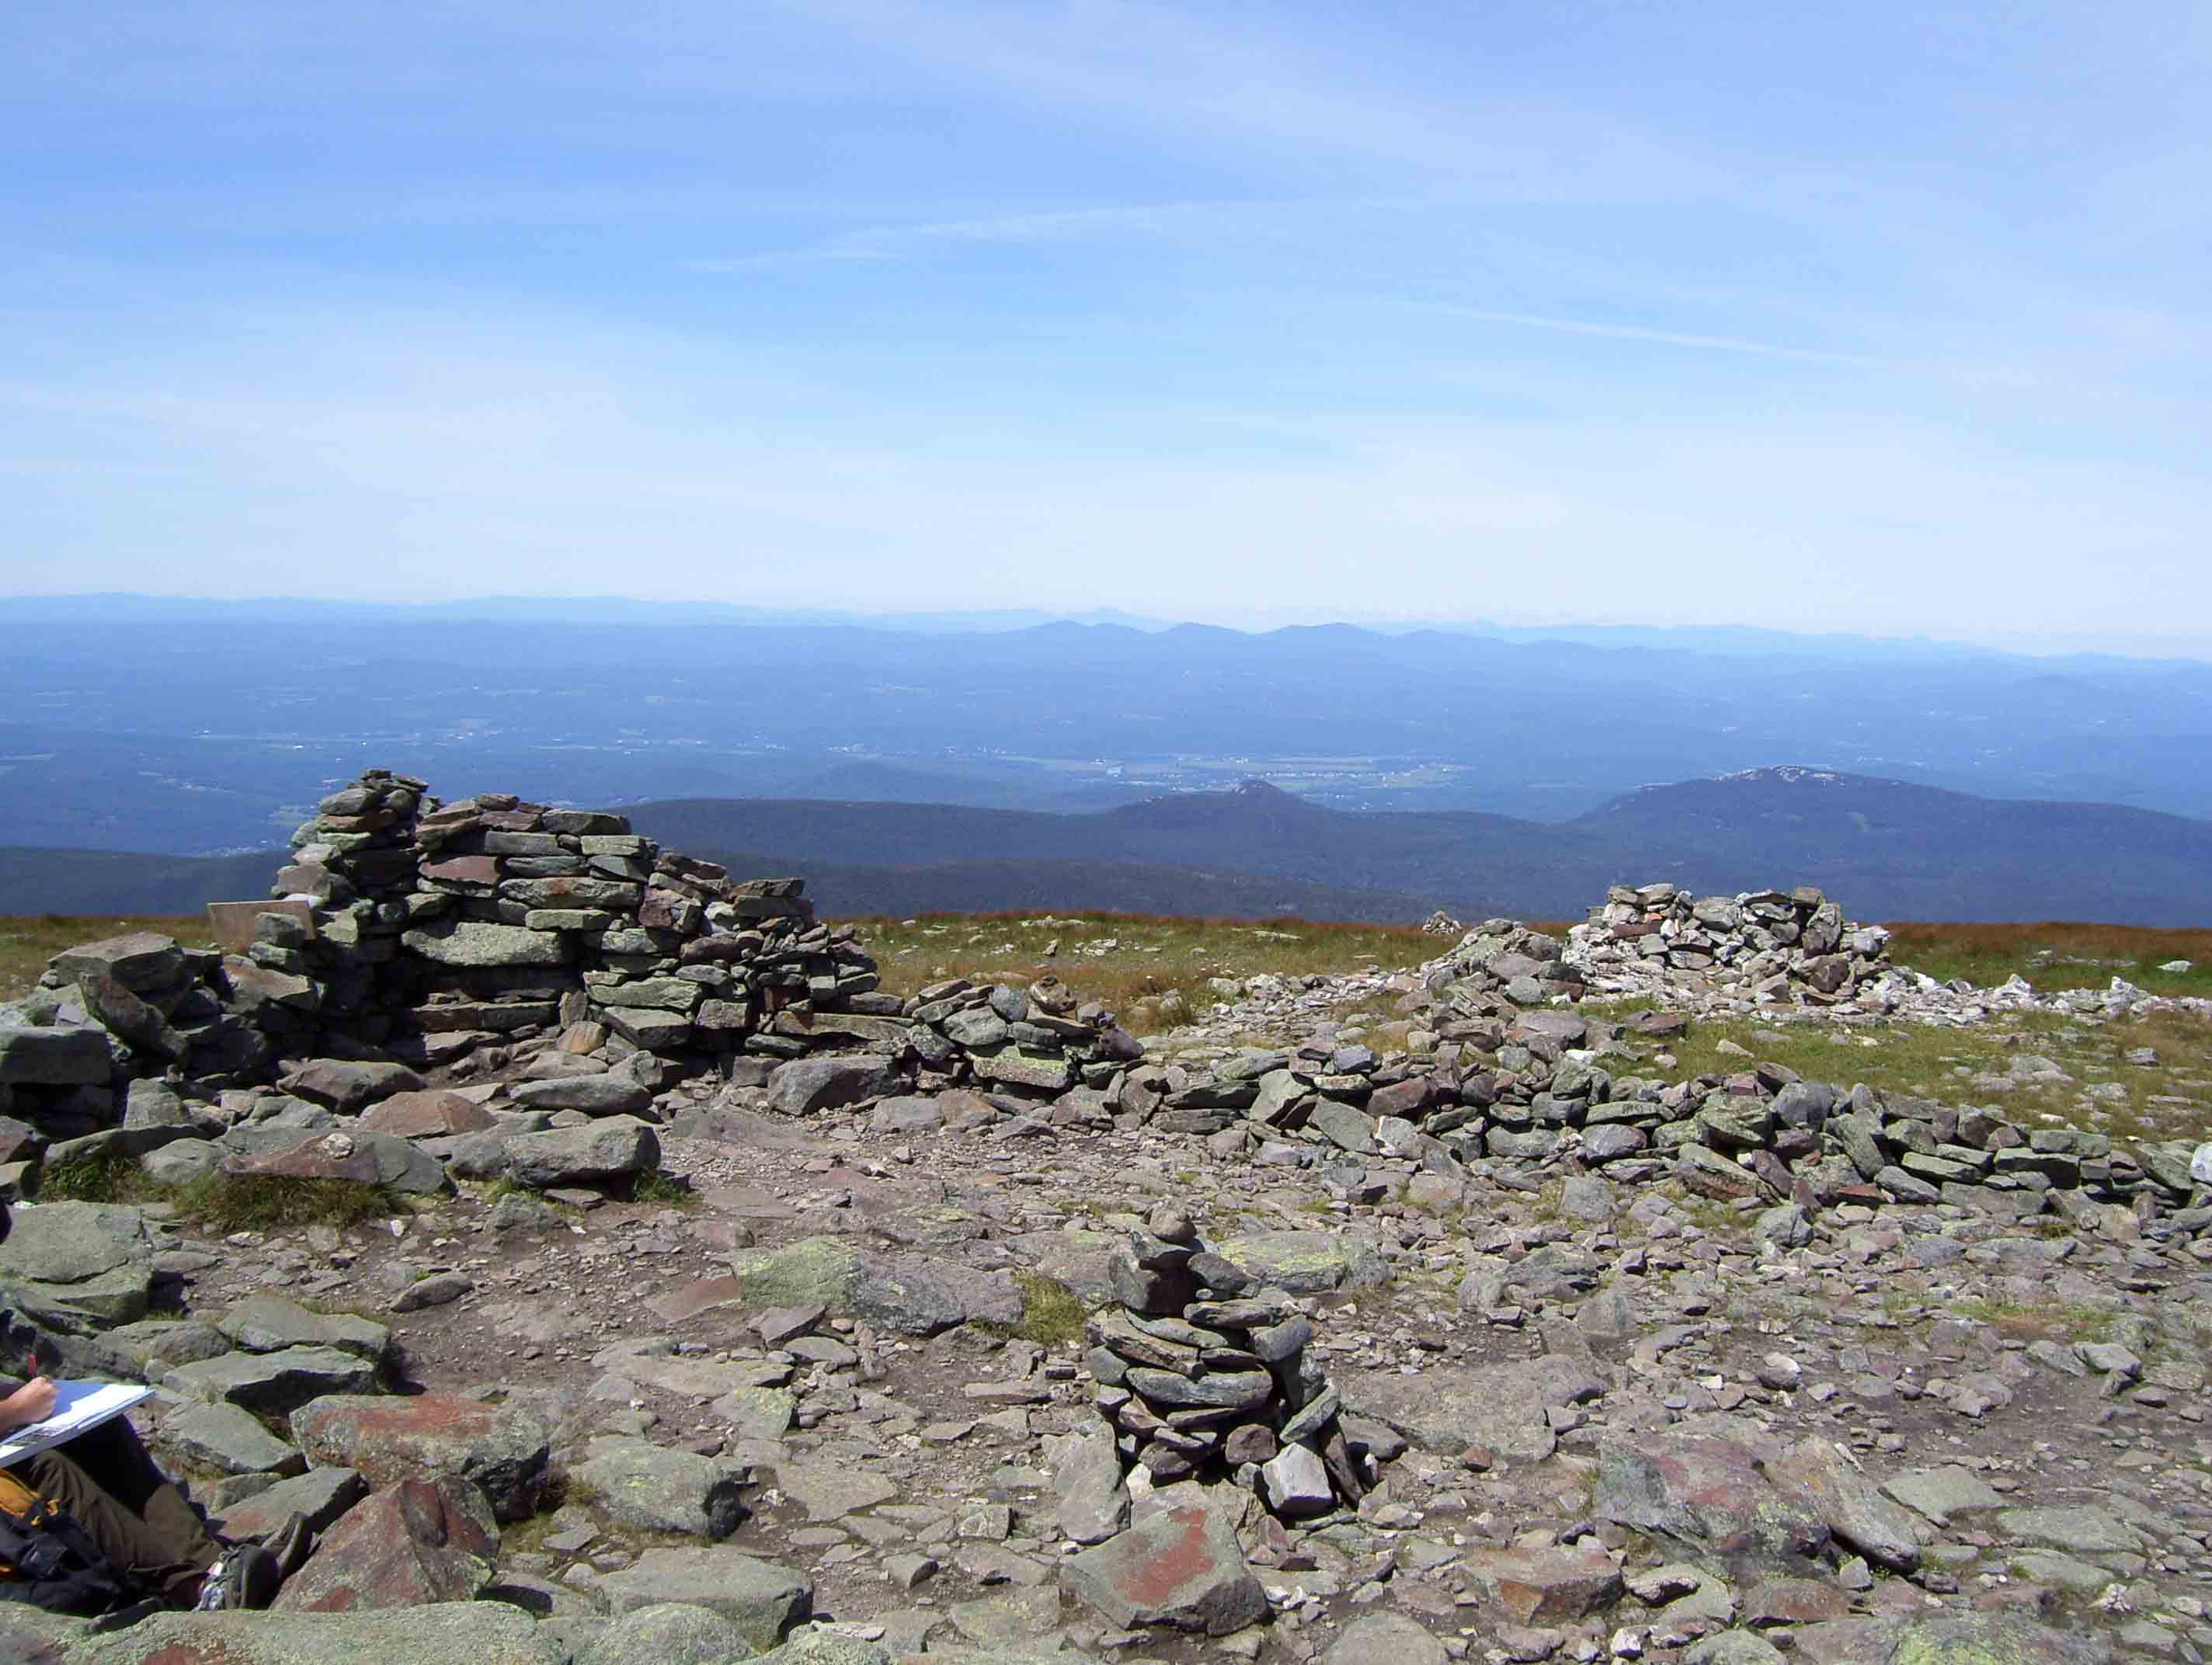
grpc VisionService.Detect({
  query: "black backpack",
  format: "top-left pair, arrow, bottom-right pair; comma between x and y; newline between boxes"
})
0,1487 -> 148,1615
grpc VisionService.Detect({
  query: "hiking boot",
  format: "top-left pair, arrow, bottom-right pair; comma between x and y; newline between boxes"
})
261,1510 -> 313,1580
194,1543 -> 280,1611
89,1597 -> 164,1633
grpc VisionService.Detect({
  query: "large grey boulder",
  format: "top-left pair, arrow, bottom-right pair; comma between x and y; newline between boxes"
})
166,1344 -> 380,1416
503,1117 -> 661,1188
47,932 -> 185,992
1045,1422 -> 1128,1545
75,973 -> 186,1062
1215,1230 -> 1389,1294
292,1393 -> 551,1523
212,1466 -> 370,1542
765,1056 -> 901,1115
571,1437 -> 750,1539
280,1059 -> 427,1114
0,1024 -> 111,1086
0,1201 -> 156,1330
400,919 -> 569,968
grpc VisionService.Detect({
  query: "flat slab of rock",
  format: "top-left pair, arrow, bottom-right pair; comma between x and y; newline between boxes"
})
1768,1437 -> 1920,1571
1793,1611 -> 2113,1664
275,1476 -> 499,1612
280,1058 -> 427,1113
579,1603 -> 759,1665
221,1126 -> 448,1194
594,1548 -> 813,1649
62,1602 -> 570,1665
1995,1504 -> 2143,1557
768,1455 -> 898,1522
360,1089 -> 496,1138
1215,1230 -> 1389,1294
503,1117 -> 661,1188
727,1236 -> 1021,1336
221,1295 -> 390,1361
766,1056 -> 902,1115
167,1345 -> 378,1417
1879,1465 -> 2004,1526
213,1465 -> 370,1542
1343,1355 -> 1603,1465
0,1201 -> 155,1328
1595,1426 -> 1829,1567
1323,1611 -> 1449,1665
1059,1500 -> 1268,1635
292,1393 -> 550,1521
401,918 -> 570,968
159,1400 -> 308,1478
509,1074 -> 654,1115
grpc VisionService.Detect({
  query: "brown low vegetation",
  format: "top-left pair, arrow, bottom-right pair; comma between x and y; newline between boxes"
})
1883,919 -> 2212,998
850,909 -> 1456,1031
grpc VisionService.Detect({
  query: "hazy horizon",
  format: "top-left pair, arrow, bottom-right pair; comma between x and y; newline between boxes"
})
4,590 -> 2207,664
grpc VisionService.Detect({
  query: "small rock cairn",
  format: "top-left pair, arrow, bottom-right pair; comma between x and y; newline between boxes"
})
1567,881 -> 1893,1003
1086,1204 -> 1361,1522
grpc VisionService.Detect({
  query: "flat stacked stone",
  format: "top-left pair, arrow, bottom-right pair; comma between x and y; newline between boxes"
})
1564,881 -> 1892,1005
1085,1205 -> 1362,1521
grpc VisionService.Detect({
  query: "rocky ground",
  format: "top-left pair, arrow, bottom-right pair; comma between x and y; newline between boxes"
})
3,914 -> 2211,1665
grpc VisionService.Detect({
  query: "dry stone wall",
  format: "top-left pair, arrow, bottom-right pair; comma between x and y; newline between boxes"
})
0,770 -> 1137,1179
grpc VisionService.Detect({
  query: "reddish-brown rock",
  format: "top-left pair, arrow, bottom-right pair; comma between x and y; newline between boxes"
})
360,1090 -> 495,1138
273,1477 -> 497,1611
1466,1543 -> 1624,1625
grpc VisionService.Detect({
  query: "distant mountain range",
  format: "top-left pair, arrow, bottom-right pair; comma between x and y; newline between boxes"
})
5,597 -> 2212,862
8,767 -> 2209,925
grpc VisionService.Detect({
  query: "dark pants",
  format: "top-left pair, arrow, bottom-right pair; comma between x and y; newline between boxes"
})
20,1420 -> 220,1607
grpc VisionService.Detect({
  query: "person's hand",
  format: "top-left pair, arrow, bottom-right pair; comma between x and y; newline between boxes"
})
1,1375 -> 57,1430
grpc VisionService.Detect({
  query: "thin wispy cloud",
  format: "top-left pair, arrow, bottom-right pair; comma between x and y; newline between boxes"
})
686,201 -> 1244,273
0,2 -> 2206,652
1410,304 -> 1876,368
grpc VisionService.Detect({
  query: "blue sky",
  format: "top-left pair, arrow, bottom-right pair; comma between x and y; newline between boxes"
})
2,2 -> 2207,651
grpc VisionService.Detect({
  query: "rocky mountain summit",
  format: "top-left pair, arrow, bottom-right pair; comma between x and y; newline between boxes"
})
1,773 -> 2209,1664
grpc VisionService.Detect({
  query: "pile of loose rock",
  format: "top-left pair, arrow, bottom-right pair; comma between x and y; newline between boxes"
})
1565,882 -> 1894,1004
1139,984 -> 2209,1224
1085,1206 -> 1369,1521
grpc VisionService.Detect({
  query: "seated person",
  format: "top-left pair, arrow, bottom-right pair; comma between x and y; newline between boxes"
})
0,1199 -> 288,1613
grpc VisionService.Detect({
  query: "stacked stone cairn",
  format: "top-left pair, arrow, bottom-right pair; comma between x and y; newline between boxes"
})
0,770 -> 1138,1194
1567,881 -> 1894,1003
1084,1204 -> 1367,1522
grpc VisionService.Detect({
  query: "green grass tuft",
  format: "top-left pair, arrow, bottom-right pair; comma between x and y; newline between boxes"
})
628,1169 -> 697,1207
171,1174 -> 400,1232
1008,1270 -> 1087,1347
36,1150 -> 172,1206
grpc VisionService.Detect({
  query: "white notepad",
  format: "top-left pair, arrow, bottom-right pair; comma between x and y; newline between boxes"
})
0,1381 -> 156,1469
